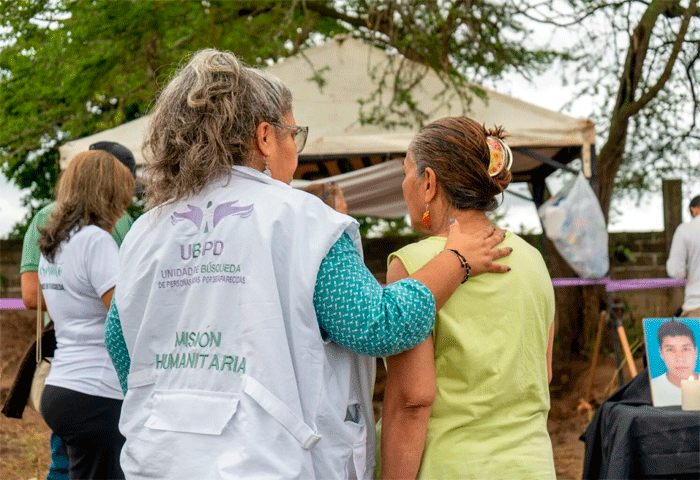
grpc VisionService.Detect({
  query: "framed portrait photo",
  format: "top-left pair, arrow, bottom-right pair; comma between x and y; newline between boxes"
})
642,318 -> 700,407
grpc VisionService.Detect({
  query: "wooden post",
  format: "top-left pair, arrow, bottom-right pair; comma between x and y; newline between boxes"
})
616,324 -> 638,378
584,310 -> 608,402
662,179 -> 683,253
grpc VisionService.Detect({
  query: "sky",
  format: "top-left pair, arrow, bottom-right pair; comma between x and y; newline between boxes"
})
489,67 -> 699,233
0,173 -> 27,238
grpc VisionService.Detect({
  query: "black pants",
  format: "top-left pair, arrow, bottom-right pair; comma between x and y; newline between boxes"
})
41,385 -> 125,480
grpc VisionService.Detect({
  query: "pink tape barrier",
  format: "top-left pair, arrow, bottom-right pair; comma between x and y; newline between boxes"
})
0,298 -> 27,310
550,277 -> 686,292
0,277 -> 687,310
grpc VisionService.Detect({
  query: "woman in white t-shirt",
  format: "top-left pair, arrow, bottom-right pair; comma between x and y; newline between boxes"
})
38,149 -> 134,480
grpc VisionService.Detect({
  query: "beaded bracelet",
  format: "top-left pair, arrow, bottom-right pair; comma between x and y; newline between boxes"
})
446,248 -> 471,284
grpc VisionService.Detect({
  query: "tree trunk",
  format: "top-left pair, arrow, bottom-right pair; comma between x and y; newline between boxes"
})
544,236 -> 585,357
568,0 -> 695,361
595,0 -> 694,219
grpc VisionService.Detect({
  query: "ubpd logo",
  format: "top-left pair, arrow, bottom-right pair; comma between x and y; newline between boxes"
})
171,200 -> 254,233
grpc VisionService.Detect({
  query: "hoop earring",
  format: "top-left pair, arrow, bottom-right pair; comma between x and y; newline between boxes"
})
421,205 -> 431,228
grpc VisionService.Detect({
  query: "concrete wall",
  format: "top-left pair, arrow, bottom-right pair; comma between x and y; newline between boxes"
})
605,231 -> 684,318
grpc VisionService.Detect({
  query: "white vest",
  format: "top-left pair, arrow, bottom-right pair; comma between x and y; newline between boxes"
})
116,167 -> 376,479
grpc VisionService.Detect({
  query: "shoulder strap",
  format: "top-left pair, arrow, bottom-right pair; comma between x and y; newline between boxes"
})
36,281 -> 43,363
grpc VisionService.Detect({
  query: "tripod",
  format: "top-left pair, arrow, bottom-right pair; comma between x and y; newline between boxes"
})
579,295 -> 638,414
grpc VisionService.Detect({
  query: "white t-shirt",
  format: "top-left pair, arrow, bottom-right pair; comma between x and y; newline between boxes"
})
650,373 -> 681,406
39,225 -> 123,400
666,216 -> 700,311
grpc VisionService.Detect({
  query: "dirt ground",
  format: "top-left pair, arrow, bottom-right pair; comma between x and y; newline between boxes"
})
1,311 -> 52,480
1,310 -> 635,480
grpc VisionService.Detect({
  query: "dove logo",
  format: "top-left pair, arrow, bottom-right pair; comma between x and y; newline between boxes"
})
171,205 -> 203,230
171,200 -> 254,233
172,200 -> 254,260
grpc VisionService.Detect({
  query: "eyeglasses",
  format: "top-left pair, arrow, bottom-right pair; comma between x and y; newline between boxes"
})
274,123 -> 308,154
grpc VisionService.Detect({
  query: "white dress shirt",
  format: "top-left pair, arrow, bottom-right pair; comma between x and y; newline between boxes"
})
650,373 -> 681,406
667,216 -> 700,312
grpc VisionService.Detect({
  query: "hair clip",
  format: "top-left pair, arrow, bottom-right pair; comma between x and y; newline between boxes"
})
486,137 -> 513,177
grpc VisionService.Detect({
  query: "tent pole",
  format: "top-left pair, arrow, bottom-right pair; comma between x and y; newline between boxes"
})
530,177 -> 549,258
587,143 -> 599,197
516,148 -> 579,174
504,189 -> 533,202
530,177 -> 546,209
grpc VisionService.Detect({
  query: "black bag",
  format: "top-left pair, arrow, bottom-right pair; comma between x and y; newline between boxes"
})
2,323 -> 56,418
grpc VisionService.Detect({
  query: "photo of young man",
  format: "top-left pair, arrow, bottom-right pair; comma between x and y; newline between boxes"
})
649,320 -> 700,407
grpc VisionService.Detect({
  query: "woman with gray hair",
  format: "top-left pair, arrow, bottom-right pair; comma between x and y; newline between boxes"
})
105,49 -> 511,480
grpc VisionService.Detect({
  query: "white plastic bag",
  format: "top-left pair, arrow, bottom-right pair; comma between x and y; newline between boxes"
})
538,172 -> 609,278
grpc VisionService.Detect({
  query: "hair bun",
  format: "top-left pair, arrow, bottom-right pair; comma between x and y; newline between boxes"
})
491,168 -> 513,192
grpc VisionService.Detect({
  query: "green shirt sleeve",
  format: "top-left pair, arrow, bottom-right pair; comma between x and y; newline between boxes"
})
20,203 -> 53,274
112,214 -> 134,247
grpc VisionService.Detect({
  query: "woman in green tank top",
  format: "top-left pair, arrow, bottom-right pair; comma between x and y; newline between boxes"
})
379,117 -> 556,480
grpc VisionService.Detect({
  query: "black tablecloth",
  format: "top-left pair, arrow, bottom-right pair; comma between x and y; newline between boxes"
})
581,369 -> 700,479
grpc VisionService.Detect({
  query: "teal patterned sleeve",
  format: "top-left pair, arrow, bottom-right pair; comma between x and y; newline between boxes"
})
104,233 -> 437,393
313,233 -> 436,357
105,299 -> 130,394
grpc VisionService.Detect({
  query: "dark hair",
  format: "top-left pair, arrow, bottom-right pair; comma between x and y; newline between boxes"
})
408,116 -> 512,211
657,320 -> 696,347
90,141 -> 137,178
690,195 -> 700,209
39,150 -> 134,263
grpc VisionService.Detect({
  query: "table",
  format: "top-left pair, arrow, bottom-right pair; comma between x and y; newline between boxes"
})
582,369 -> 700,479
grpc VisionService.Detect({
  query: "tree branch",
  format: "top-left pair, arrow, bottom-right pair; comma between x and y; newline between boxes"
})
517,0 -> 634,28
621,0 -> 697,118
663,0 -> 700,18
304,1 -> 368,30
685,42 -> 700,133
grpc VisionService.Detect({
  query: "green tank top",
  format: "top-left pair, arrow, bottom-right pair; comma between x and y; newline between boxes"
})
387,232 -> 556,479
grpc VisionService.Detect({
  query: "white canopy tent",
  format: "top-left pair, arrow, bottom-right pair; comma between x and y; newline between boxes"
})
292,159 -> 407,218
59,35 -> 595,218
